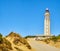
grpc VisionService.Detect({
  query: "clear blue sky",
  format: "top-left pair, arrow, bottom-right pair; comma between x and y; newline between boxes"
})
0,0 -> 60,37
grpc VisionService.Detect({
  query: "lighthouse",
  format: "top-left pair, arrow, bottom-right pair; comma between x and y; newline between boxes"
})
44,8 -> 50,36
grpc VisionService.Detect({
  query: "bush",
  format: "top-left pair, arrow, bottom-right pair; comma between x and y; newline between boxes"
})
13,39 -> 20,45
44,39 -> 49,44
14,47 -> 23,51
0,33 -> 3,43
57,34 -> 60,39
26,44 -> 31,49
51,35 -> 58,43
2,47 -> 8,51
25,36 -> 36,39
2,38 -> 12,50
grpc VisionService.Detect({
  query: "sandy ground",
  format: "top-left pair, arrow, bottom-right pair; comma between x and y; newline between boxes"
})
28,39 -> 60,51
38,40 -> 60,48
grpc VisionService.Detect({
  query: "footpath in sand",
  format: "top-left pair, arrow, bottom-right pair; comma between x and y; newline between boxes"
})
28,39 -> 60,51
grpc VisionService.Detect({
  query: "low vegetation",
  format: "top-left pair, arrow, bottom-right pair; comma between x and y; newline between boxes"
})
42,35 -> 60,48
0,33 -> 12,51
14,47 -> 23,51
25,36 -> 37,39
0,33 -> 3,43
43,35 -> 60,43
51,35 -> 60,43
0,32 -> 32,51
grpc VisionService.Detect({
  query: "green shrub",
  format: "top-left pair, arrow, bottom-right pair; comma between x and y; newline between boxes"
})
25,36 -> 36,39
51,35 -> 58,43
0,33 -> 3,43
56,34 -> 60,39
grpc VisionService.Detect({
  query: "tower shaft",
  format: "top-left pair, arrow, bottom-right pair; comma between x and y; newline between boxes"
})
44,8 -> 50,36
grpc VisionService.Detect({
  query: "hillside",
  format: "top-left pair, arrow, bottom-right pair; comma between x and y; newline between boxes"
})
37,35 -> 60,48
0,32 -> 34,51
43,36 -> 60,48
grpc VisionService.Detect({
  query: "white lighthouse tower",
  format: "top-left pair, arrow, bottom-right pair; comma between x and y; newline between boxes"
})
44,8 -> 50,36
